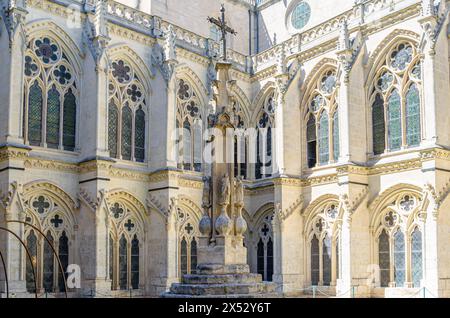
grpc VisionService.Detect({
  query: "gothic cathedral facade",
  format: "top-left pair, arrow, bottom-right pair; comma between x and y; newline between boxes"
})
1,0 -> 450,298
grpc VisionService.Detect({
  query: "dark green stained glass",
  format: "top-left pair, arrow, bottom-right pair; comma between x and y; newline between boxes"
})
26,230 -> 37,293
121,106 -> 132,160
333,110 -> 339,161
134,108 -> 145,162
190,239 -> 197,274
323,234 -> 332,286
307,115 -> 317,168
108,102 -> 119,158
119,235 -> 128,290
411,227 -> 423,288
394,230 -> 405,287
180,238 -> 188,275
406,84 -> 421,147
131,235 -> 139,290
379,230 -> 390,287
28,82 -> 43,146
43,232 -> 54,292
46,86 -> 60,149
318,112 -> 329,165
372,94 -> 386,155
388,90 -> 401,151
311,235 -> 319,286
63,90 -> 76,151
58,231 -> 69,292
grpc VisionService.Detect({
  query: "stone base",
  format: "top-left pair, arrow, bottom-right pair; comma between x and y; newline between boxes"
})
163,264 -> 278,298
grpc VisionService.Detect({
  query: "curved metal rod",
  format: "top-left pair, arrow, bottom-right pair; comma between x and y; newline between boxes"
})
0,249 -> 9,298
0,227 -> 38,298
7,220 -> 68,298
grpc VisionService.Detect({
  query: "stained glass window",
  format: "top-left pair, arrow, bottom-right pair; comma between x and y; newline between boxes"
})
318,112 -> 329,165
134,107 -> 145,162
46,86 -> 61,149
121,105 -> 132,160
411,227 -> 423,288
267,237 -> 273,282
58,231 -> 69,292
323,234 -> 332,286
391,44 -> 413,71
43,232 -> 54,292
108,102 -> 119,158
387,90 -> 401,151
190,239 -> 197,274
24,39 -> 77,152
26,230 -> 37,293
307,116 -> 317,168
180,238 -> 188,275
406,84 -> 420,147
63,89 -> 76,151
131,235 -> 139,290
119,235 -> 128,290
394,230 -> 405,287
372,94 -> 385,155
257,239 -> 264,278
28,82 -> 43,146
333,111 -> 339,161
379,230 -> 390,287
193,120 -> 202,172
291,2 -> 311,30
311,235 -> 319,285
183,120 -> 192,170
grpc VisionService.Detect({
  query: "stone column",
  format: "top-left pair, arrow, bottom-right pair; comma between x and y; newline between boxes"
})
0,3 -> 28,145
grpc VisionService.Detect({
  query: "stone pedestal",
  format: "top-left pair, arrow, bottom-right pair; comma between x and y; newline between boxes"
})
164,264 -> 277,298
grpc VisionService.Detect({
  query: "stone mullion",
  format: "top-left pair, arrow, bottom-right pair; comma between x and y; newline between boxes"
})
319,236 -> 323,286
53,239 -> 60,293
23,83 -> 29,144
127,240 -> 131,290
383,100 -> 389,153
405,234 -> 412,288
389,235 -> 394,286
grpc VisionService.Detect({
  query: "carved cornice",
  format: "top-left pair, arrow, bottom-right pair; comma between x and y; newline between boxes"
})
24,158 -> 79,173
109,167 -> 148,182
0,145 -> 29,161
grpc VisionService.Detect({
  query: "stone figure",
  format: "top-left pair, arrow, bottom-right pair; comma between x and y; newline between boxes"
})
202,176 -> 211,208
235,176 -> 244,205
220,173 -> 230,205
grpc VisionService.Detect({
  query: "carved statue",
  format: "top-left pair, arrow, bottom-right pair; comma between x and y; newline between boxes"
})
220,173 -> 230,205
202,176 -> 211,208
235,176 -> 244,205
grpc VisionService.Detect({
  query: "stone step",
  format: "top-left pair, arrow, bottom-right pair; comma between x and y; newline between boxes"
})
182,273 -> 263,285
170,282 -> 276,296
162,291 -> 281,298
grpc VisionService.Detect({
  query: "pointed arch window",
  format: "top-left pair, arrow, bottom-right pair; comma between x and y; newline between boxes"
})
176,79 -> 202,172
256,111 -> 273,179
305,70 -> 339,168
178,210 -> 199,276
255,215 -> 274,281
108,59 -> 147,162
376,194 -> 424,288
23,37 -> 78,151
322,233 -> 332,286
24,197 -> 73,294
370,42 -> 422,155
108,201 -> 142,291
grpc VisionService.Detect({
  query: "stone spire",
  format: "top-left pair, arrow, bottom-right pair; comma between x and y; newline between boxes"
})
338,20 -> 350,51
421,0 -> 436,17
